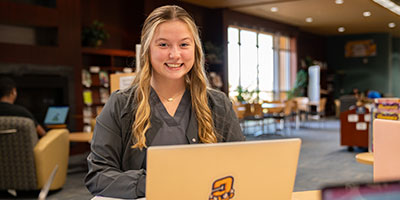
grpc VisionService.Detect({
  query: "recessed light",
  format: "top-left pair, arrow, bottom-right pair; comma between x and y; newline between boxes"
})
389,22 -> 396,28
363,11 -> 371,17
335,0 -> 344,4
305,17 -> 313,23
270,7 -> 278,12
338,27 -> 345,32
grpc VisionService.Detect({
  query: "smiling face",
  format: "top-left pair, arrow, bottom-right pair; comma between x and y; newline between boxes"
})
150,19 -> 195,84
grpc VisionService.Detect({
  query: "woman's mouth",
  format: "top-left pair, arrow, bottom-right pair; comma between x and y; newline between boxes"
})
165,63 -> 183,68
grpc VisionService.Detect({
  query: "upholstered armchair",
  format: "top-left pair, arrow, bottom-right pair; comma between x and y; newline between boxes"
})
0,116 -> 69,191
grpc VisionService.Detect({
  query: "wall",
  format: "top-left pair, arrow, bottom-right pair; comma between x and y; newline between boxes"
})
392,37 -> 400,97
327,33 -> 391,98
81,0 -> 144,50
297,31 -> 327,65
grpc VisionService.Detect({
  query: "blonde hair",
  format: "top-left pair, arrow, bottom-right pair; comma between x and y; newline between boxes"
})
131,5 -> 218,149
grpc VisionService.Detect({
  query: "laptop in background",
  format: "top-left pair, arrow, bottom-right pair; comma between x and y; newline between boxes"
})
38,165 -> 58,200
373,119 -> 400,182
43,106 -> 69,129
321,180 -> 400,200
146,138 -> 301,200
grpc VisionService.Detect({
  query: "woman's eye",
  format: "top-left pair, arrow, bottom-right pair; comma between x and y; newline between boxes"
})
180,43 -> 189,47
158,43 -> 168,47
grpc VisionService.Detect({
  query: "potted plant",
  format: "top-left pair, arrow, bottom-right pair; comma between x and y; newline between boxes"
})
82,20 -> 110,48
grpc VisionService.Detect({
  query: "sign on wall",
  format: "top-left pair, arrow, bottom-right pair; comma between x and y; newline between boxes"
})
345,39 -> 377,57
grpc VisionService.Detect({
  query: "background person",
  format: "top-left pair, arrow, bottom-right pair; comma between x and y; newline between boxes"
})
85,5 -> 245,199
0,77 -> 46,137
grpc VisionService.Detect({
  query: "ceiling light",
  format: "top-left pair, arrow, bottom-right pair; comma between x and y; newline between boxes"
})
363,11 -> 371,17
338,27 -> 346,32
389,22 -> 396,28
305,17 -> 313,23
270,7 -> 278,12
373,0 -> 400,16
335,0 -> 344,4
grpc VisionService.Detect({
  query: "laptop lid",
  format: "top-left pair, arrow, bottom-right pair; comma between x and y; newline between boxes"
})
146,138 -> 301,200
373,119 -> 400,182
38,165 -> 58,200
43,106 -> 69,125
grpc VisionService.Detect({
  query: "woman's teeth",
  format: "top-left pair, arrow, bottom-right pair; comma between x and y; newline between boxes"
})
166,63 -> 181,68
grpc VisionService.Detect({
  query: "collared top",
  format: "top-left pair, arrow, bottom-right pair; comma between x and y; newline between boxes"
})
149,88 -> 191,147
85,86 -> 245,199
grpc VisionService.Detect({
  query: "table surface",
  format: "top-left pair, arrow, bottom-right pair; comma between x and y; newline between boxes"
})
69,132 -> 93,143
355,152 -> 374,165
92,190 -> 320,200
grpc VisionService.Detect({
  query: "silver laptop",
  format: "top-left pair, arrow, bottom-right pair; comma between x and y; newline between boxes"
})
146,138 -> 301,200
38,165 -> 58,200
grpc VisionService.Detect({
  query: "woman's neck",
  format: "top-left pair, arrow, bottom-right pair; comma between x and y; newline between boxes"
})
150,77 -> 187,100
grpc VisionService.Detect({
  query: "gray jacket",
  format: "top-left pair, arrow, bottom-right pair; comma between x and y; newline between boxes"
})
85,86 -> 245,199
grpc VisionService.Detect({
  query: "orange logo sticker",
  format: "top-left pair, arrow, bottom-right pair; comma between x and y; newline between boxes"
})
209,176 -> 235,200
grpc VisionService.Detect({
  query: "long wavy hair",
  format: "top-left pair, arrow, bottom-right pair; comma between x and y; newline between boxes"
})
131,5 -> 218,149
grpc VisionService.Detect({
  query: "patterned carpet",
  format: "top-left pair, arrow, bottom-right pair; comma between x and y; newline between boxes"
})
0,118 -> 372,199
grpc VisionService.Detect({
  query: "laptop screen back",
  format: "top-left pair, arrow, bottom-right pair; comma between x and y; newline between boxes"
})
322,180 -> 400,200
44,106 -> 69,125
373,119 -> 400,182
146,138 -> 301,200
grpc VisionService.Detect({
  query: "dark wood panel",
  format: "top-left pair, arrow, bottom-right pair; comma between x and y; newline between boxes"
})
0,43 -> 63,64
81,0 -> 143,50
82,47 -> 135,57
0,0 -> 58,27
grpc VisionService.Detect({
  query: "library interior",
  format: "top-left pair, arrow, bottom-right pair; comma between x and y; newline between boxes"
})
1,0 -> 400,199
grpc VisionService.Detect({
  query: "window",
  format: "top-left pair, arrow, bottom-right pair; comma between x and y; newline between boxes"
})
228,26 -> 296,102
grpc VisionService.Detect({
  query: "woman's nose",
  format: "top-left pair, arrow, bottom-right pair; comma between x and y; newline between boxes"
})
169,46 -> 180,59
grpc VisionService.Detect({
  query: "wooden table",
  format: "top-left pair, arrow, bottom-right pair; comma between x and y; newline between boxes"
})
292,190 -> 321,200
262,103 -> 285,113
69,132 -> 93,143
355,152 -> 374,165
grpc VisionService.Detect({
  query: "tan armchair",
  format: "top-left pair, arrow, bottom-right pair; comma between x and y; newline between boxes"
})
0,116 -> 69,191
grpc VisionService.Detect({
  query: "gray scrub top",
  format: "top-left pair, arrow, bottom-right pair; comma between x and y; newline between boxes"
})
150,88 -> 191,146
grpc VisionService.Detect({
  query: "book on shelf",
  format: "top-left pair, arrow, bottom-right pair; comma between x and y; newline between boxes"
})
83,106 -> 93,124
99,88 -> 110,104
83,90 -> 93,105
99,70 -> 109,88
82,69 -> 92,87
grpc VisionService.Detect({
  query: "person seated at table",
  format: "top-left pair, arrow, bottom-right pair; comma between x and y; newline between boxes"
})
85,5 -> 245,199
366,89 -> 381,99
0,77 -> 46,137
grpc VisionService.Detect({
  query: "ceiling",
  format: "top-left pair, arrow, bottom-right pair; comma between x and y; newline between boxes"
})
180,0 -> 400,37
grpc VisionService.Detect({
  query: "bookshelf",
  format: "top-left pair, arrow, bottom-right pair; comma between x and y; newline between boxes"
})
81,47 -> 136,132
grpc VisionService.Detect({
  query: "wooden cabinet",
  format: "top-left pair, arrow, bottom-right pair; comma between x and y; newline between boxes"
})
81,47 -> 135,131
340,106 -> 370,149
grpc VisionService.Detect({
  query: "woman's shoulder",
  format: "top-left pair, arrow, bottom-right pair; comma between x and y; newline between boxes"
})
105,85 -> 137,116
206,88 -> 231,108
207,88 -> 227,99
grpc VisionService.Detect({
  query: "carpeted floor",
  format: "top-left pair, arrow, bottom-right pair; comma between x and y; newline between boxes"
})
0,118 -> 373,199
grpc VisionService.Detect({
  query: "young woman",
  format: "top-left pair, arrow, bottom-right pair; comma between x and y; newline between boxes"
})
85,5 -> 245,199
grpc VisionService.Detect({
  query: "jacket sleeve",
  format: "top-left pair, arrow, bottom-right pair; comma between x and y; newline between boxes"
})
85,92 -> 146,199
218,92 -> 246,142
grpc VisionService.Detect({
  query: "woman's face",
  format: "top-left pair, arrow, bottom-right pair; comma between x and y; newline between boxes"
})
150,19 -> 195,83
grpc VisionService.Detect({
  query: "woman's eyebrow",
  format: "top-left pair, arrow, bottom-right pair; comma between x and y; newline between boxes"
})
181,37 -> 193,42
154,38 -> 168,43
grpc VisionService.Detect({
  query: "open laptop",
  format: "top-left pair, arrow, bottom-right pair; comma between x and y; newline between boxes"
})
373,119 -> 400,182
321,180 -> 400,200
38,165 -> 59,200
146,138 -> 301,200
43,106 -> 69,127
